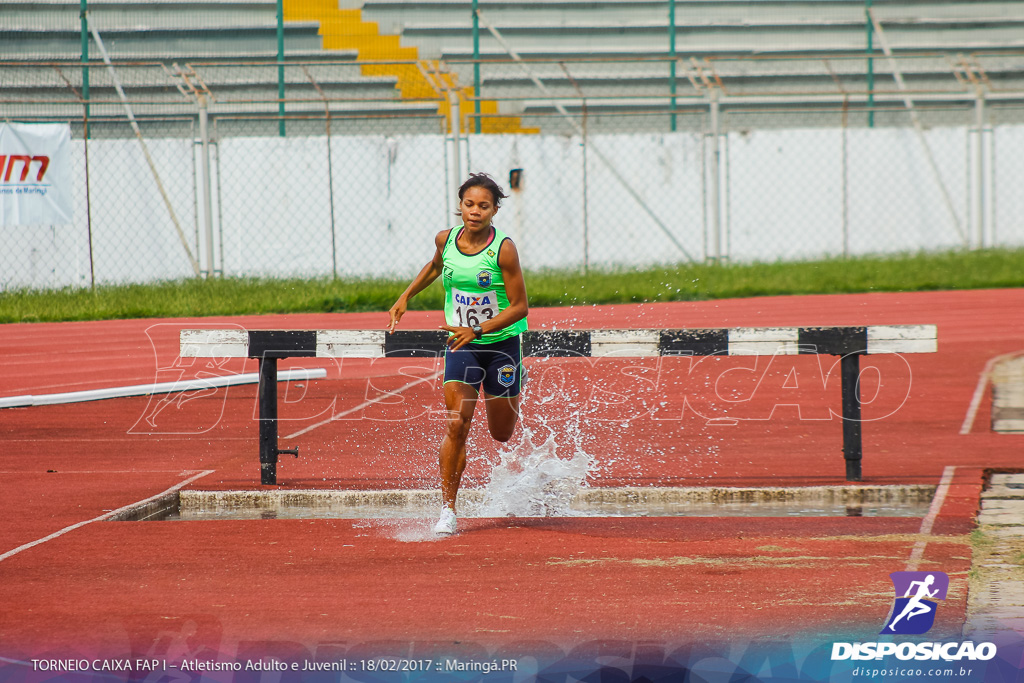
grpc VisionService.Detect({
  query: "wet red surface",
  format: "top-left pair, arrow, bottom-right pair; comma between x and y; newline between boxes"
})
0,289 -> 1019,659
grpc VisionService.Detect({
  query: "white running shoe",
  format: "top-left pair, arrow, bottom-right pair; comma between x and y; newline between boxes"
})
433,507 -> 457,535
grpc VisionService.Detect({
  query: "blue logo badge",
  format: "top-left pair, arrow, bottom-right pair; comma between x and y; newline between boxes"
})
497,364 -> 516,387
881,571 -> 949,634
477,270 -> 492,288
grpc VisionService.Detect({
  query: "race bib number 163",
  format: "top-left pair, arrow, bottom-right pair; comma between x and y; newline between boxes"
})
450,288 -> 499,327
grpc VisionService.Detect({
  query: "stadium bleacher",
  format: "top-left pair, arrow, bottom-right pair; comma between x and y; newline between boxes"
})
354,0 -> 1024,131
1,0 -> 441,135
3,0 -> 1024,135
3,0 -> 324,59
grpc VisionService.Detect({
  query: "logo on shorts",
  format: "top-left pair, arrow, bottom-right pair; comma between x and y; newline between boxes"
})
881,572 -> 949,634
477,270 -> 492,288
497,364 -> 516,387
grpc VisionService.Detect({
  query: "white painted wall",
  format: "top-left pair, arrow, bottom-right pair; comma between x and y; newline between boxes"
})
3,124 -> 1021,290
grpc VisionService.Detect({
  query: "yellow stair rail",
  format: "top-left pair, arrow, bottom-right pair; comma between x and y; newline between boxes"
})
283,0 -> 535,133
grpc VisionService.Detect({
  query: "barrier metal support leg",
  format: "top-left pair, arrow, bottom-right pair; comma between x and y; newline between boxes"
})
258,357 -> 279,485
257,356 -> 298,485
841,353 -> 863,482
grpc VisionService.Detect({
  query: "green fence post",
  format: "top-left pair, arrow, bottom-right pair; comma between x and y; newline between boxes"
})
80,0 -> 90,136
277,0 -> 286,137
866,0 -> 874,128
669,0 -> 677,132
472,0 -> 481,134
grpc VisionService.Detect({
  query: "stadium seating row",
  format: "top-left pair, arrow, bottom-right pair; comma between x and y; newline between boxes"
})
3,0 -> 1023,134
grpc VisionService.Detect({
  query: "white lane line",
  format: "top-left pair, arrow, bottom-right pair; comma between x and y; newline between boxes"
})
905,465 -> 956,571
0,656 -> 33,670
0,470 -> 214,563
961,351 -> 1024,435
0,369 -> 326,409
0,470 -> 208,474
284,369 -> 444,440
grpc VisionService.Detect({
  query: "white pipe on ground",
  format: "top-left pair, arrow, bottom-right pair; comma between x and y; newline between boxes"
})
0,368 -> 328,409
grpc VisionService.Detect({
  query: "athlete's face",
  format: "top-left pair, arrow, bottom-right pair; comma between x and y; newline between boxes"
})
459,186 -> 497,231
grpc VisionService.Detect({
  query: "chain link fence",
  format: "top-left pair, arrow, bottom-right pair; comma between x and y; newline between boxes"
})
3,53 -> 1024,290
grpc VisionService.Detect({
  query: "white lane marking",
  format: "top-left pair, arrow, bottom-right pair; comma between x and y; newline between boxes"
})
284,369 -> 444,440
0,470 -> 214,563
0,470 -> 207,474
905,466 -> 956,571
0,369 -> 326,409
961,351 -> 1024,435
0,656 -> 33,667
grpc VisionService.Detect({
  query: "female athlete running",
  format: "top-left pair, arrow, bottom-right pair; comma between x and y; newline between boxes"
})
387,173 -> 529,535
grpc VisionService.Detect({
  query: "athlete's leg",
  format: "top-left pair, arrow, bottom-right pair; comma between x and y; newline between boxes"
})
482,392 -> 520,442
906,603 -> 932,619
889,601 -> 930,630
440,381 -> 479,512
479,337 -> 523,442
889,604 -> 914,629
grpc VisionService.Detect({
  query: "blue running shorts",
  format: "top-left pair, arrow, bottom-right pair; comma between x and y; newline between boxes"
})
443,335 -> 523,397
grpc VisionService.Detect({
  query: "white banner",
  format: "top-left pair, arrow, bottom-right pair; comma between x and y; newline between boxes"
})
0,122 -> 73,226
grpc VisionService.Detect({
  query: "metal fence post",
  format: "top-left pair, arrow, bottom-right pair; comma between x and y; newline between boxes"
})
472,0 -> 481,134
450,90 -> 462,197
865,0 -> 875,128
80,0 -> 90,135
84,112 -> 96,289
79,0 -> 96,288
199,94 -> 216,277
973,91 -> 986,250
669,0 -> 677,132
277,0 -> 286,137
708,88 -> 722,263
582,120 -> 590,273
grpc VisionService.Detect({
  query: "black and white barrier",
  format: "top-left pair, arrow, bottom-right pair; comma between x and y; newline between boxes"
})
181,325 -> 937,485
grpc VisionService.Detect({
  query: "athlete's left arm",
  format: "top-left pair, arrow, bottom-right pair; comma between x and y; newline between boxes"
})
442,238 -> 528,350
486,238 -> 529,334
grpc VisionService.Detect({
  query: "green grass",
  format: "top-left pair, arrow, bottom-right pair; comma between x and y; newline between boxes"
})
970,528 -> 994,551
3,248 -> 1023,324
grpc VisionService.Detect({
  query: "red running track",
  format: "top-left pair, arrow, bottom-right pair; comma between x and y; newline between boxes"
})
0,289 -> 1020,660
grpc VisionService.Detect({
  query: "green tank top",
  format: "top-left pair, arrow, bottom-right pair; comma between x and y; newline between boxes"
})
441,225 -> 528,344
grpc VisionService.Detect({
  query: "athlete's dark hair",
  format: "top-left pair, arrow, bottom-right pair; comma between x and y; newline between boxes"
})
458,172 -> 508,209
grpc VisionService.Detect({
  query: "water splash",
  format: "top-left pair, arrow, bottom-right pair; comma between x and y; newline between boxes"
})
388,519 -> 447,543
368,356 -> 699,539
369,419 -> 596,542
468,425 -> 591,517
359,517 -> 447,543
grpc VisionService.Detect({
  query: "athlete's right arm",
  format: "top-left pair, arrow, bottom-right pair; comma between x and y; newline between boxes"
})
387,230 -> 449,332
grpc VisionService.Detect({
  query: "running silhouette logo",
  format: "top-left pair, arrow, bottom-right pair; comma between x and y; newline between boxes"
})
882,571 -> 949,634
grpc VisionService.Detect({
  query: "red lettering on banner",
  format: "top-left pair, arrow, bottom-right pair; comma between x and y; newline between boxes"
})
32,155 -> 49,180
0,155 -> 50,183
4,155 -> 29,181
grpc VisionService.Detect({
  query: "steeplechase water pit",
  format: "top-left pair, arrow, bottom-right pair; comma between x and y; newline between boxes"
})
108,326 -> 940,525
110,485 -> 934,521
